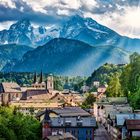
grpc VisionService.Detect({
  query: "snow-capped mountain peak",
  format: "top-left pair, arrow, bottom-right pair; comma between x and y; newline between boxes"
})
0,15 -> 140,52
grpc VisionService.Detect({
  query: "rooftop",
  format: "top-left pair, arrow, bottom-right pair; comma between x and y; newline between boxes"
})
116,114 -> 140,126
102,104 -> 133,119
52,107 -> 90,117
43,107 -> 96,127
125,119 -> 140,130
1,82 -> 21,93
96,97 -> 128,104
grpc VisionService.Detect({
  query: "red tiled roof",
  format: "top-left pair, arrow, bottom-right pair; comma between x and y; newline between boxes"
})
126,119 -> 140,130
1,82 -> 21,93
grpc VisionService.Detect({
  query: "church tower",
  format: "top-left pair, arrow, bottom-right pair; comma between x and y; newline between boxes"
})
32,71 -> 46,89
39,70 -> 43,83
33,72 -> 37,84
46,74 -> 54,92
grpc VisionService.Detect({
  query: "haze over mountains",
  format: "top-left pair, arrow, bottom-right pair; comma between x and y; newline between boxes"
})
2,38 -> 129,76
0,15 -> 139,75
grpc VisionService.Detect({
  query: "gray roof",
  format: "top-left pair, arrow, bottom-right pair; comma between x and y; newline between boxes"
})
44,107 -> 96,127
107,97 -> 128,104
97,97 -> 128,104
104,104 -> 133,119
116,114 -> 140,126
52,107 -> 90,117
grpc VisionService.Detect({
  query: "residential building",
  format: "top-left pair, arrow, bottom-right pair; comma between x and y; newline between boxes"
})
0,82 -> 22,105
61,92 -> 84,106
81,83 -> 90,93
42,107 -> 96,140
93,97 -> 140,140
94,97 -> 130,121
108,113 -> 140,140
124,119 -> 140,139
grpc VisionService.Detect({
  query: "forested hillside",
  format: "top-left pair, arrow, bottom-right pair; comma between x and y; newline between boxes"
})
0,107 -> 41,140
106,52 -> 140,109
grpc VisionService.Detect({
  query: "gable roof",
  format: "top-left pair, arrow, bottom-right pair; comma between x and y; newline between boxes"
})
125,119 -> 140,130
116,114 -> 140,126
107,97 -> 128,104
52,107 -> 91,117
96,97 -> 128,104
1,82 -> 21,93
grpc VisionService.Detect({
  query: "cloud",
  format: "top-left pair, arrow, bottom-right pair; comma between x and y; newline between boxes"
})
57,9 -> 70,16
0,0 -> 16,9
0,21 -> 15,30
0,0 -> 140,38
84,4 -> 140,38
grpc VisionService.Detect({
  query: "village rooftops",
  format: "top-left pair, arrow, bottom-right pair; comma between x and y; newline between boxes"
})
103,104 -> 133,119
96,97 -> 128,104
51,107 -> 91,117
115,114 -> 140,126
125,119 -> 140,131
43,107 -> 96,128
0,82 -> 21,93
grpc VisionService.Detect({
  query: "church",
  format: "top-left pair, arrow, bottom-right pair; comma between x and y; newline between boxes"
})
0,72 -> 54,105
32,71 -> 54,92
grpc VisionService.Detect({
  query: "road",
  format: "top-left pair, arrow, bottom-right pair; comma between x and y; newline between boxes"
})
94,124 -> 111,140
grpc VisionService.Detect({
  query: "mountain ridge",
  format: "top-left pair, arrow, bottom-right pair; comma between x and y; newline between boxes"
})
0,44 -> 33,71
0,15 -> 140,52
4,38 -> 130,76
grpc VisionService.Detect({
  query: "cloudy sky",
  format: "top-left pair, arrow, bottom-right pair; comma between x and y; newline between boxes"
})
0,0 -> 140,38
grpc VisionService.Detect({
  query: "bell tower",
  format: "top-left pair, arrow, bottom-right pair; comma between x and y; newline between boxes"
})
32,71 -> 46,89
47,74 -> 54,92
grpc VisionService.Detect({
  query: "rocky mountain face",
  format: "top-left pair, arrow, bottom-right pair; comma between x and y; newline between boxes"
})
0,20 -> 60,47
5,38 -> 129,76
0,15 -> 140,52
60,16 -> 140,52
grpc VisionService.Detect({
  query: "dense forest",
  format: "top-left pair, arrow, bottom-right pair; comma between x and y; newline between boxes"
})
86,63 -> 125,86
106,52 -> 140,109
0,106 -> 41,140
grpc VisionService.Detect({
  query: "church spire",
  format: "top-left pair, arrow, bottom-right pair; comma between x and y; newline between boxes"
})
33,72 -> 37,83
39,70 -> 43,83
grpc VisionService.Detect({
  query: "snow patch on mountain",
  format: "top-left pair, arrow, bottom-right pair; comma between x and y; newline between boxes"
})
85,23 -> 108,34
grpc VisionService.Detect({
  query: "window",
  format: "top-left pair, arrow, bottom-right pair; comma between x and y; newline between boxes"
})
72,130 -> 75,135
50,83 -> 52,88
16,93 -> 18,97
